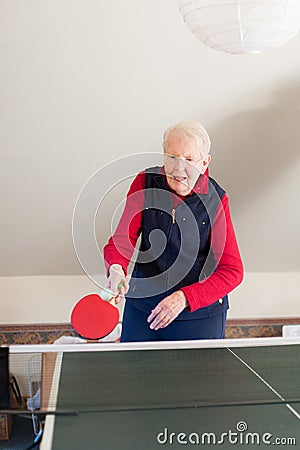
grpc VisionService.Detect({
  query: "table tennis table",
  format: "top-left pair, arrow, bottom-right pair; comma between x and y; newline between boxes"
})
20,338 -> 300,449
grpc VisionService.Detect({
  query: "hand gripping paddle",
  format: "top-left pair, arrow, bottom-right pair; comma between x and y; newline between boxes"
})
71,284 -> 123,340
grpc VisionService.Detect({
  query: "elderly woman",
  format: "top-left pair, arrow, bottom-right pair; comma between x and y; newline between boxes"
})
103,121 -> 243,341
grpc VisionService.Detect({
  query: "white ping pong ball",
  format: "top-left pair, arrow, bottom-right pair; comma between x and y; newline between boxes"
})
100,288 -> 114,301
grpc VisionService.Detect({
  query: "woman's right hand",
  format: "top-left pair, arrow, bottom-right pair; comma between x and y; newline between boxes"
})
105,264 -> 129,304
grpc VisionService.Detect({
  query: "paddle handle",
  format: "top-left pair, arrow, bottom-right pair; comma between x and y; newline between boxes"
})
100,281 -> 124,304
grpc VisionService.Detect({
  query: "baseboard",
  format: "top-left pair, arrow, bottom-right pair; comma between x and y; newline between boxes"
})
0,318 -> 300,344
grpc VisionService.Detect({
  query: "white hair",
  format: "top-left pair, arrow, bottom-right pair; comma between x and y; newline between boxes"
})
163,121 -> 211,156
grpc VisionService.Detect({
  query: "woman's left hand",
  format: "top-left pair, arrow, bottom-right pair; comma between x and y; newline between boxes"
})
147,290 -> 188,330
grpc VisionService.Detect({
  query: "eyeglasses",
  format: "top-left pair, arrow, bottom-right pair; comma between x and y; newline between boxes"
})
164,153 -> 203,166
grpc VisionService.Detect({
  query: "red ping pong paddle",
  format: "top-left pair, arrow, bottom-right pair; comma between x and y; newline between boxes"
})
71,293 -> 120,340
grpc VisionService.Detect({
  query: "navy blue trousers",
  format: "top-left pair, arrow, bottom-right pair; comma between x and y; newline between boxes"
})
120,301 -> 227,342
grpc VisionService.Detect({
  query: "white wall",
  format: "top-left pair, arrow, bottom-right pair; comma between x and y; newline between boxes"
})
0,273 -> 300,324
1,0 -> 300,323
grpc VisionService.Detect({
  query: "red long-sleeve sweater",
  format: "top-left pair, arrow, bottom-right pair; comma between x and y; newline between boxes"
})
103,170 -> 243,312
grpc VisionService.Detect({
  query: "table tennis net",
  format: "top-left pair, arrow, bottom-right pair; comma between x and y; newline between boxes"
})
3,341 -> 300,415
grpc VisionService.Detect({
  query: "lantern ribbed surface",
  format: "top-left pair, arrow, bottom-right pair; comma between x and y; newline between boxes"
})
178,0 -> 300,54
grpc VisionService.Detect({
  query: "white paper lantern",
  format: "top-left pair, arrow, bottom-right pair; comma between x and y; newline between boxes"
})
178,0 -> 300,54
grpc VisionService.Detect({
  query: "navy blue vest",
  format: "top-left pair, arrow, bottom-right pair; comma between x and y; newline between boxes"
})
126,166 -> 229,319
